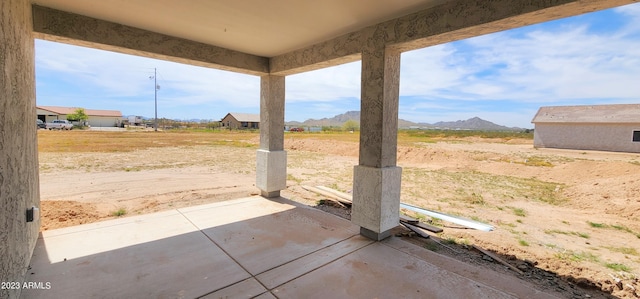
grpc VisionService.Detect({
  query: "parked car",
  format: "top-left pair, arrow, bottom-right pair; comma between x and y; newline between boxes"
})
46,119 -> 73,130
36,119 -> 46,129
290,127 -> 304,132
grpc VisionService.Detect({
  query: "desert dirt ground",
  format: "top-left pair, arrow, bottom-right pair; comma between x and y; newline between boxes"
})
38,130 -> 640,298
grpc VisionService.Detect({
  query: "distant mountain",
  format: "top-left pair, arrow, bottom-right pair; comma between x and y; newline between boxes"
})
431,117 -> 520,131
294,111 -> 361,126
287,111 -> 523,131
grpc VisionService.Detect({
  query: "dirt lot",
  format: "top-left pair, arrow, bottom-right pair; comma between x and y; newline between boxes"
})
38,130 -> 640,298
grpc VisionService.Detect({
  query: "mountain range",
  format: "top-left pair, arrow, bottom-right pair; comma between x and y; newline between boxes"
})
286,111 -> 525,131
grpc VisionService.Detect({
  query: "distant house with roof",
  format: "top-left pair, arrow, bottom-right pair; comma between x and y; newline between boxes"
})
220,112 -> 260,129
37,106 -> 123,127
531,104 -> 640,153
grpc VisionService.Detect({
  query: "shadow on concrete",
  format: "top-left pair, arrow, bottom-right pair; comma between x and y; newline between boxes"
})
21,197 -> 358,298
21,196 -> 579,298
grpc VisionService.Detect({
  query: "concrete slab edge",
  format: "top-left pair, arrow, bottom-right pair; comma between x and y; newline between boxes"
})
382,237 -> 563,299
40,209 -> 182,238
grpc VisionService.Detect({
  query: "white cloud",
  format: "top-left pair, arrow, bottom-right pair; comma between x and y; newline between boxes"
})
614,2 -> 640,36
286,61 -> 361,102
36,39 -> 260,117
453,26 -> 640,102
395,4 -> 640,128
399,45 -> 469,96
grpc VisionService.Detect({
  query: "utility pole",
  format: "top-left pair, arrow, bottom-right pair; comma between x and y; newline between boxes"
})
149,68 -> 159,131
154,68 -> 158,132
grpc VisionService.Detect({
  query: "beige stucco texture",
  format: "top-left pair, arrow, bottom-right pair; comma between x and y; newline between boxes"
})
350,47 -> 402,238
256,75 -> 287,197
535,124 -> 640,153
352,166 -> 402,240
256,150 -> 287,197
0,1 -> 40,298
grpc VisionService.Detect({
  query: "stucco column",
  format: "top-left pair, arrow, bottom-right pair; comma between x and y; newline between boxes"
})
256,75 -> 287,197
352,46 -> 402,241
0,0 -> 40,298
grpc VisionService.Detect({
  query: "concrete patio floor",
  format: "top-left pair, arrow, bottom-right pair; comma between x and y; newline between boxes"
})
22,196 -> 559,298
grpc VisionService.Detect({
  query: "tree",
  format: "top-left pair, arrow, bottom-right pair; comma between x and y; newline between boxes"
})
206,121 -> 221,130
66,108 -> 89,126
342,119 -> 359,132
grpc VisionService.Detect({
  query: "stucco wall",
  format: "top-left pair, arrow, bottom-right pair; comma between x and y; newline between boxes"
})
88,116 -> 121,127
221,115 -> 259,129
41,115 -> 120,127
534,123 -> 640,153
221,115 -> 241,129
0,0 -> 40,298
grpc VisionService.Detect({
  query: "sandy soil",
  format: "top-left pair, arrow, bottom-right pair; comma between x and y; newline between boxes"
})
39,136 -> 640,298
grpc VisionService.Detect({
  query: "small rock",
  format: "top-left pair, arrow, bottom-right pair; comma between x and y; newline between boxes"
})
517,264 -> 528,271
575,278 -> 598,290
524,259 -> 538,266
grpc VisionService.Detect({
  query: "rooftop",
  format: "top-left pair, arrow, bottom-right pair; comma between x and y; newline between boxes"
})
22,196 -> 557,298
37,106 -> 123,117
225,112 -> 261,123
532,104 -> 640,124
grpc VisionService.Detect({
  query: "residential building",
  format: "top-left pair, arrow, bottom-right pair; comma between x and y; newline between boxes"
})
37,106 -> 123,127
531,104 -> 640,153
221,112 -> 260,129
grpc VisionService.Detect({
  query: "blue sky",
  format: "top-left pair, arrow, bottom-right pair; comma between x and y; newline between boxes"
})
35,3 -> 640,129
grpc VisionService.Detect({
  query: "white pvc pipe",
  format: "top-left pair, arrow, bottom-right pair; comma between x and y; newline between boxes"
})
400,203 -> 495,232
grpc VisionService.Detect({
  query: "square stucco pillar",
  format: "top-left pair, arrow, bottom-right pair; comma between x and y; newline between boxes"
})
352,45 -> 402,241
256,75 -> 286,198
1,0 -> 40,298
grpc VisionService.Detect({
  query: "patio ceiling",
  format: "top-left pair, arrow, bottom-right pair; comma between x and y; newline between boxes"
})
31,0 -> 637,75
31,0 -> 444,57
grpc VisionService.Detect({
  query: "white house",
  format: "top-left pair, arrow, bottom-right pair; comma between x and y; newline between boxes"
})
37,106 -> 123,127
531,104 -> 640,153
